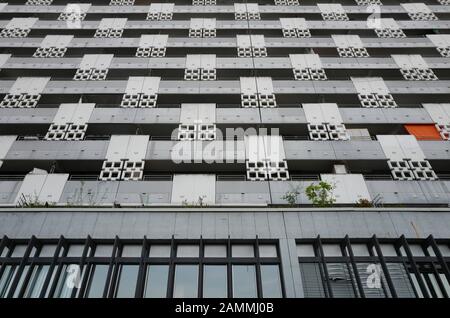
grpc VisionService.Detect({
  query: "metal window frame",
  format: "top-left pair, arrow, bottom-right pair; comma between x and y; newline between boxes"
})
0,235 -> 285,299
296,236 -> 450,298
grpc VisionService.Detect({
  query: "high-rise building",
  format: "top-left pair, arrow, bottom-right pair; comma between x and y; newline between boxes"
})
0,0 -> 450,299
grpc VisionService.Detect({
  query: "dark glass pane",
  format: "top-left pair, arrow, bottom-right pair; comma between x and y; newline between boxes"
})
23,265 -> 50,298
0,265 -> 17,298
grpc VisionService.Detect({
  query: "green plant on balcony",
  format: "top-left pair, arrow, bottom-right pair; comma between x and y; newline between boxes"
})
305,181 -> 335,207
282,184 -> 302,206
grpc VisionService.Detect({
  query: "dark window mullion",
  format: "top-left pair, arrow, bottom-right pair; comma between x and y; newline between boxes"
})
427,235 -> 450,298
400,235 -> 430,298
316,235 -> 333,298
255,236 -> 263,298
6,236 -> 36,298
105,236 -> 120,298
372,235 -> 398,298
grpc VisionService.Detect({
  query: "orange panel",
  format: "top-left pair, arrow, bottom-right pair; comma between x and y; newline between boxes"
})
404,124 -> 442,140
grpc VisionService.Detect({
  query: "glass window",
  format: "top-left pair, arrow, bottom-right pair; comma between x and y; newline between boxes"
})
0,246 -> 9,257
0,265 -> 17,298
379,244 -> 397,256
409,245 -> 425,256
67,245 -> 85,257
350,244 -> 370,256
439,273 -> 450,296
11,245 -> 27,257
326,263 -> 356,298
149,245 -> 171,258
173,265 -> 198,298
296,244 -> 315,257
259,245 -> 277,258
13,265 -> 30,298
438,244 -> 450,256
427,273 -> 444,298
121,245 -> 142,257
204,245 -> 227,258
232,265 -> 257,298
94,245 -> 113,257
232,245 -> 254,258
85,265 -> 109,298
322,244 -> 342,256
299,263 -> 326,298
260,265 -> 282,298
54,264 -> 82,298
115,265 -> 139,298
143,265 -> 169,298
39,245 -> 57,257
203,265 -> 227,298
23,264 -> 50,298
177,245 -> 199,258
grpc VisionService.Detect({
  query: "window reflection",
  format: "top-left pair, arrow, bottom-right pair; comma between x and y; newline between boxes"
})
0,265 -> 18,298
54,264 -> 81,298
203,265 -> 227,298
23,265 -> 50,298
143,265 -> 169,298
260,265 -> 282,298
114,265 -> 139,298
85,265 -> 109,298
232,265 -> 257,298
173,265 -> 198,298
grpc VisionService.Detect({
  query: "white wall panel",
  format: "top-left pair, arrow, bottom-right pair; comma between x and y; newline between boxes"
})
203,18 -> 216,30
40,35 -> 73,48
397,135 -> 426,161
141,77 -> 161,95
124,76 -> 144,95
303,103 -> 325,124
171,174 -> 216,205
245,135 -> 266,162
9,77 -> 50,95
126,135 -> 149,161
14,173 -> 69,204
38,174 -> 69,204
427,34 -> 450,47
251,35 -> 265,49
255,77 -> 274,96
63,3 -> 91,13
0,54 -> 10,69
423,104 -> 450,124
0,136 -> 16,167
53,103 -> 95,125
240,77 -> 258,95
6,18 -> 38,29
236,35 -> 251,48
392,55 -> 429,70
317,3 -> 345,14
321,174 -> 371,204
105,135 -> 130,161
377,135 -> 405,161
264,135 -> 286,162
180,104 -> 198,123
186,54 -> 201,69
200,55 -> 216,71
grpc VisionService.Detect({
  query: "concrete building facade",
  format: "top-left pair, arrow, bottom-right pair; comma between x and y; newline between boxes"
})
0,0 -> 450,298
